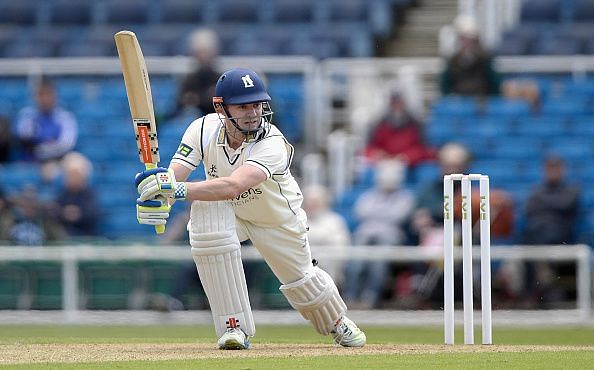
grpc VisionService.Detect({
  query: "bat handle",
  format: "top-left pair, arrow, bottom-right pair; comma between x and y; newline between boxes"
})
144,163 -> 166,234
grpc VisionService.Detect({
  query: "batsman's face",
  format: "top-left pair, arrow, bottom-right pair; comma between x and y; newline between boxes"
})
226,103 -> 263,131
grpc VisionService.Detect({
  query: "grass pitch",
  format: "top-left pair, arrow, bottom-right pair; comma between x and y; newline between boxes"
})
0,324 -> 593,369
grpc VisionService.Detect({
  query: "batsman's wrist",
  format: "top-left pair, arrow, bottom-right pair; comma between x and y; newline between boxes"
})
173,182 -> 187,200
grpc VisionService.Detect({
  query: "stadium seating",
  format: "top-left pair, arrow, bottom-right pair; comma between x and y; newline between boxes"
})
418,75 -> 594,245
0,0 -> 407,58
497,0 -> 594,56
49,0 -> 94,25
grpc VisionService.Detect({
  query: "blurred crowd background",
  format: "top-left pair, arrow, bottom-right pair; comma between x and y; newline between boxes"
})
0,0 -> 592,313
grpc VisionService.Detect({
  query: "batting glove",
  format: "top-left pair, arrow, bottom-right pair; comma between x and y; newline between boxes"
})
137,198 -> 170,226
135,167 -> 187,202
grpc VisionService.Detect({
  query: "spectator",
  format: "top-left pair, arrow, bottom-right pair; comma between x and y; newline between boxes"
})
0,115 -> 12,163
0,187 -> 14,242
524,155 -> 580,245
171,28 -> 221,120
413,142 -> 513,243
302,185 -> 351,287
440,15 -> 500,97
413,142 -> 471,227
8,185 -> 65,246
51,152 -> 99,238
363,92 -> 436,168
344,159 -> 415,308
501,156 -> 580,308
15,78 -> 78,163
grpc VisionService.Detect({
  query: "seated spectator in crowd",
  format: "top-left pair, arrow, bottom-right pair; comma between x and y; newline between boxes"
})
0,187 -> 14,242
522,155 -> 580,307
9,185 -> 65,246
524,155 -> 580,245
440,15 -> 500,97
302,185 -> 351,287
170,28 -> 221,120
411,142 -> 514,307
364,92 -> 436,167
16,78 -> 78,163
413,142 -> 513,244
0,115 -> 12,163
51,152 -> 99,238
344,159 -> 415,308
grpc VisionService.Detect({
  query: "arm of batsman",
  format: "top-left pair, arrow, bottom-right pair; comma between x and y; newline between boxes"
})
137,198 -> 171,226
135,167 -> 187,201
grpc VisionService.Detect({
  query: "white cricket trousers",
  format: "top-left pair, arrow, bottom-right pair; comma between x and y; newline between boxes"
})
235,208 -> 312,284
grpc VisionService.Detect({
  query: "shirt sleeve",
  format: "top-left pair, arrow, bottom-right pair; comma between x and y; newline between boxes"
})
244,136 -> 289,179
170,118 -> 204,170
15,107 -> 37,140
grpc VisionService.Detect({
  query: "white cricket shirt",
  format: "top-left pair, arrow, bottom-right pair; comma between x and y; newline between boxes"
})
170,113 -> 303,227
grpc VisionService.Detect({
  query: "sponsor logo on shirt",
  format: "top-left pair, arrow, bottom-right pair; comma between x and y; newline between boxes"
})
229,187 -> 263,206
176,143 -> 193,157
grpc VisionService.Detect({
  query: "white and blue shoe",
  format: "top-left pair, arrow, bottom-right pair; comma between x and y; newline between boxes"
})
217,328 -> 250,350
331,316 -> 366,347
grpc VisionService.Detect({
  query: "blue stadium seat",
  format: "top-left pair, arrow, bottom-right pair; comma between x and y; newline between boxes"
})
557,23 -> 594,46
491,138 -> 544,160
0,25 -> 19,56
142,24 -> 193,54
85,25 -> 124,44
216,0 -> 262,23
540,97 -> 587,117
230,32 -> 285,56
273,0 -> 314,23
546,138 -> 594,160
516,117 -> 567,137
532,36 -> 582,55
563,78 -> 594,98
520,0 -> 561,22
412,162 -> 439,186
573,0 -> 594,21
496,36 -> 531,56
465,117 -> 515,137
159,0 -> 205,24
0,1 -> 38,25
59,41 -> 114,57
3,41 -> 55,58
286,35 -> 339,59
74,103 -> 119,123
483,98 -> 531,118
103,0 -> 152,25
325,0 -> 393,38
570,116 -> 594,135
100,207 -> 147,238
431,96 -> 477,117
50,0 -> 94,25
0,163 -> 41,192
472,162 -> 518,184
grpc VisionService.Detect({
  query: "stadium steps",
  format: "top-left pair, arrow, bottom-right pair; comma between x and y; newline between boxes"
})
385,0 -> 457,57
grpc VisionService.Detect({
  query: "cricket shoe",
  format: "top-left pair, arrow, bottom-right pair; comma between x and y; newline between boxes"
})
331,316 -> 366,347
217,328 -> 250,350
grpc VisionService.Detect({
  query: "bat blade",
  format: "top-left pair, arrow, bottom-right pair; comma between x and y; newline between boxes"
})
115,30 -> 165,234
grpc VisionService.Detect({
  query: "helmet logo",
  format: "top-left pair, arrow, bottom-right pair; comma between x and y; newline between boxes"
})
241,74 -> 255,88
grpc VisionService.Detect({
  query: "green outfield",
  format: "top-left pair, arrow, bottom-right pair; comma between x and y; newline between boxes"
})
0,325 -> 593,369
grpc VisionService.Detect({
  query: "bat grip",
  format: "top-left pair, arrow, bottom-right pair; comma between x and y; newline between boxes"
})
144,163 -> 166,234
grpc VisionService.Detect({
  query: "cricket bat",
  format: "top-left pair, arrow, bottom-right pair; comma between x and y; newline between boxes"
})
114,30 -> 165,234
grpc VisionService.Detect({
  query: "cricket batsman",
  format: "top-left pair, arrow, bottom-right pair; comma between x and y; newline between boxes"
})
135,68 -> 366,349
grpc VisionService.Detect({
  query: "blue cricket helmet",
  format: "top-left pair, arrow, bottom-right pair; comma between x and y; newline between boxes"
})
212,68 -> 274,140
214,68 -> 271,105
